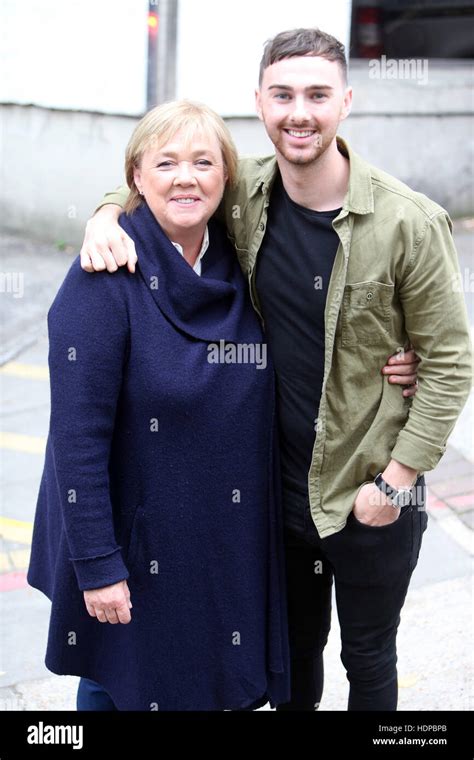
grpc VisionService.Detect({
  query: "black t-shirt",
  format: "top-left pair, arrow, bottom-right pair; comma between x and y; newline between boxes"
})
255,175 -> 340,532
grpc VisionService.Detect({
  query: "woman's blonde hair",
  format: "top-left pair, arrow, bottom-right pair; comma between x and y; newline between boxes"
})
124,100 -> 238,214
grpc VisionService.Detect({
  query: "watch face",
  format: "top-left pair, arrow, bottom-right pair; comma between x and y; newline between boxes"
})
394,490 -> 412,508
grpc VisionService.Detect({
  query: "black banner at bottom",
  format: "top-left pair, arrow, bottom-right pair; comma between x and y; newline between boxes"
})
0,709 -> 471,758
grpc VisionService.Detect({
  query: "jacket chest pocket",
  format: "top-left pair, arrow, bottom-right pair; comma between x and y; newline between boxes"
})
341,281 -> 394,346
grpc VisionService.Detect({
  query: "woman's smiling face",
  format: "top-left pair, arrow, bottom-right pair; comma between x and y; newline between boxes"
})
133,129 -> 227,241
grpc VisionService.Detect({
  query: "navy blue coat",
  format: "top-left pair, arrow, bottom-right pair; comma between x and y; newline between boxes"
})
27,205 -> 290,710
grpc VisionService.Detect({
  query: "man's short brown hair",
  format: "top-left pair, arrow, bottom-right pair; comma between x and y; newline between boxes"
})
259,28 -> 348,85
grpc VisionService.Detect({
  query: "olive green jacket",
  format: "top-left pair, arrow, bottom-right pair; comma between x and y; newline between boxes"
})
98,137 -> 472,537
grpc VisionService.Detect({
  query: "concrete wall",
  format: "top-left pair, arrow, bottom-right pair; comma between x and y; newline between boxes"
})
1,0 -> 149,116
338,60 -> 474,216
1,0 -> 351,117
1,62 -> 472,245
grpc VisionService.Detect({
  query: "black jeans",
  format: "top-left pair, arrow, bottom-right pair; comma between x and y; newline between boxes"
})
277,477 -> 428,711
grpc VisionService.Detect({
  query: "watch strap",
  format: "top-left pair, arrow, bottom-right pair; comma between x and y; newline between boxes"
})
374,473 -> 413,508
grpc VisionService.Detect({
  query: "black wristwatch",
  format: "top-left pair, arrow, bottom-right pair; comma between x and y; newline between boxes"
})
374,473 -> 414,508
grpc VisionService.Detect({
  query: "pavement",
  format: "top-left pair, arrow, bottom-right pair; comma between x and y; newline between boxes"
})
0,221 -> 472,712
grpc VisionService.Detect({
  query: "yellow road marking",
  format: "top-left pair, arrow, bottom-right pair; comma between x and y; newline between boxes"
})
10,548 -> 31,570
0,549 -> 31,572
0,517 -> 33,545
0,432 -> 46,454
0,362 -> 49,380
398,674 -> 420,688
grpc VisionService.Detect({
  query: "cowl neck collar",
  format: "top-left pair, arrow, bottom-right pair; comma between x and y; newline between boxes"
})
119,203 -> 243,342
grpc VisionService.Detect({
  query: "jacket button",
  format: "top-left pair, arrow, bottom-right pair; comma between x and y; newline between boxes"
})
366,292 -> 374,300
258,222 -> 265,231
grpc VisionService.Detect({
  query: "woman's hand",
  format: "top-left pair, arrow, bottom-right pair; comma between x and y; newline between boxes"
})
352,482 -> 400,527
83,579 -> 132,624
80,205 -> 137,274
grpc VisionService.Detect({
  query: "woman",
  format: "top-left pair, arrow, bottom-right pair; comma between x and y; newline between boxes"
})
27,100 -> 290,711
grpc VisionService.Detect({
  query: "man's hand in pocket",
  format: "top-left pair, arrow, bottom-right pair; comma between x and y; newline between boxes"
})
352,482 -> 400,527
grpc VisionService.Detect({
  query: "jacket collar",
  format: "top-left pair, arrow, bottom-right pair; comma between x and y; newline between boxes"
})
253,136 -> 374,215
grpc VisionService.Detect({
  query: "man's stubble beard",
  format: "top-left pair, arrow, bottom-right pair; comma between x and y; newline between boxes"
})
271,127 -> 335,168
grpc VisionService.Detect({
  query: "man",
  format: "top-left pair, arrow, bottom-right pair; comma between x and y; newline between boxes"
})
79,29 -> 471,710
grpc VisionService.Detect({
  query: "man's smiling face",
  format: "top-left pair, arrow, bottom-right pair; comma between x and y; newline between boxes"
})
255,55 -> 352,166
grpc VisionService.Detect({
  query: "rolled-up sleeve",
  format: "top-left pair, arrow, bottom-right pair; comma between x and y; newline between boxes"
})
95,184 -> 130,212
392,212 -> 472,471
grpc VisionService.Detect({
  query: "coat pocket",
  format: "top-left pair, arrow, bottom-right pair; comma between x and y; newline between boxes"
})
341,281 -> 394,346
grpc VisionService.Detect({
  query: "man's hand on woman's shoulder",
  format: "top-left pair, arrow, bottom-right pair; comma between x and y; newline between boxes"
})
80,205 -> 138,274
